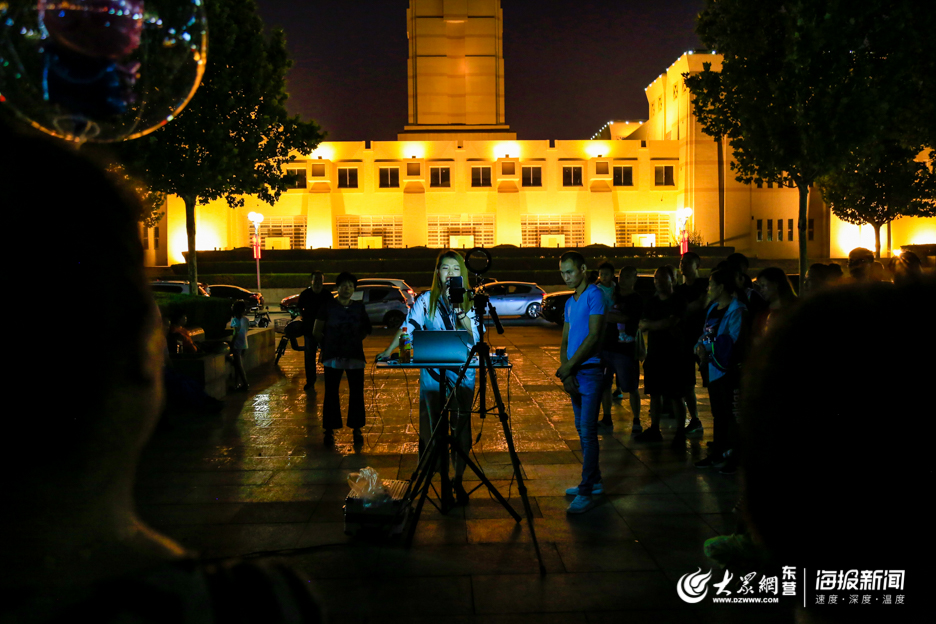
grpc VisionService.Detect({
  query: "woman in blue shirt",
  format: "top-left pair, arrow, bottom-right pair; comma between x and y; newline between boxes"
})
694,268 -> 748,472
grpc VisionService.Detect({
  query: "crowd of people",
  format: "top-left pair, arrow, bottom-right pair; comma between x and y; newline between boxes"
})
555,245 -> 930,515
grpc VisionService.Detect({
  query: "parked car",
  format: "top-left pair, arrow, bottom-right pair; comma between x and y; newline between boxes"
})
350,284 -> 410,329
208,284 -> 264,310
280,283 -> 335,314
357,278 -> 416,306
150,280 -> 210,296
540,275 -> 655,325
280,284 -> 408,329
480,281 -> 546,318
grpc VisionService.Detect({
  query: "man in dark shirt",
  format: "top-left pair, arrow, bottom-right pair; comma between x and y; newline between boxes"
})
297,271 -> 333,391
674,252 -> 708,435
636,266 -> 692,445
600,266 -> 645,435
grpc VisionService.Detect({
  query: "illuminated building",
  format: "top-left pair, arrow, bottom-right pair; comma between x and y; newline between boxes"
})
152,0 -> 932,267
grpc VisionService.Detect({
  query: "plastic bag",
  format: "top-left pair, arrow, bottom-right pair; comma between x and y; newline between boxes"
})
348,467 -> 390,506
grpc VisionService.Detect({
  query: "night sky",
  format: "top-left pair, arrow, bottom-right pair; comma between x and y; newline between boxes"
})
254,1 -> 705,141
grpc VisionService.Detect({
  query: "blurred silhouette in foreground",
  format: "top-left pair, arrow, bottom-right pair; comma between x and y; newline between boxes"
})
742,277 -> 932,623
1,130 -> 322,623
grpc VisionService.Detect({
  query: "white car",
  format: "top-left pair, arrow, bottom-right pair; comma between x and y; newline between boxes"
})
357,278 -> 416,306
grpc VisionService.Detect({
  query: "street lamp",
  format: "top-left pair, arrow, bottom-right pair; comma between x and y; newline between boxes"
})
676,207 -> 693,255
248,211 -> 264,291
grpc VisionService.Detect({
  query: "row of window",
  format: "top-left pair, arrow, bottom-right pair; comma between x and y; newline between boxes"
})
286,165 -> 676,189
256,214 -> 674,250
756,218 -> 814,242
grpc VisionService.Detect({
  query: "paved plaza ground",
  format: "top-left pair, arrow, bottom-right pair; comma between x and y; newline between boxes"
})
137,322 -> 794,623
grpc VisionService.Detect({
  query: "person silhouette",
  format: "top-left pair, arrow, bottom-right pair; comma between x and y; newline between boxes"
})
2,132 -> 321,623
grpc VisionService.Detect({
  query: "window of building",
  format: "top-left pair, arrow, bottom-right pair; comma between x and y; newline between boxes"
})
767,219 -> 773,241
285,168 -> 307,189
471,166 -> 492,187
407,162 -> 421,176
521,214 -> 586,247
428,214 -> 495,248
778,221 -> 783,241
522,166 -> 542,187
808,218 -> 815,241
141,225 -> 149,250
788,219 -> 794,241
615,213 -> 672,247
654,165 -> 675,186
673,84 -> 679,100
379,167 -> 399,188
255,216 -> 307,250
613,166 -> 633,186
430,167 -> 451,187
337,215 -> 404,249
501,161 -> 516,175
756,180 -> 763,189
767,181 -> 774,189
596,161 -> 609,175
310,164 -> 326,177
337,167 -> 358,188
562,166 -> 583,187
757,219 -> 763,242
153,226 -> 159,250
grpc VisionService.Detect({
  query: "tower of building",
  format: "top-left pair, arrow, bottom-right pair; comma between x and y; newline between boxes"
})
399,0 -> 514,141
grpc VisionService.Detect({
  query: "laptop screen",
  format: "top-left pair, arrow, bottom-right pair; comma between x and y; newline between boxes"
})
411,330 -> 472,363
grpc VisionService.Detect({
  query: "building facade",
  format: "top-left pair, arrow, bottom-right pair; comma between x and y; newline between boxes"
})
150,0 -> 933,267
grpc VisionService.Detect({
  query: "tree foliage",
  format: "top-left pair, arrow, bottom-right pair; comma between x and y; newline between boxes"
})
684,0 -> 922,275
818,143 -> 936,258
116,0 -> 324,289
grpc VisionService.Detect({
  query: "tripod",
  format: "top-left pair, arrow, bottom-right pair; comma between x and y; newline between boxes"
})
401,292 -> 546,574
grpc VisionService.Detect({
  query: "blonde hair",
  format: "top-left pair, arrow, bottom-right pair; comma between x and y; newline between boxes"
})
429,249 -> 474,317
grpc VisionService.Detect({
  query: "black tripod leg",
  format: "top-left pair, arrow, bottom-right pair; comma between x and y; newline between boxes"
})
450,443 -> 521,521
485,355 -> 547,575
404,431 -> 445,547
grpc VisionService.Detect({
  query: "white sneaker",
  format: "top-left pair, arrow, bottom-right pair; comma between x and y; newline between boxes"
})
567,495 -> 597,514
565,483 -> 604,496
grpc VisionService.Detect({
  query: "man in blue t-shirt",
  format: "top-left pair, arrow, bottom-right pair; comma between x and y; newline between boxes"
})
556,251 -> 607,514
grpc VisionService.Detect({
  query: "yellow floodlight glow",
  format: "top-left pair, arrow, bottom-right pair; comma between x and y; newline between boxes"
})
401,141 -> 426,160
307,226 -> 333,250
585,142 -> 610,159
169,224 -> 223,265
310,144 -> 334,161
494,141 -> 520,160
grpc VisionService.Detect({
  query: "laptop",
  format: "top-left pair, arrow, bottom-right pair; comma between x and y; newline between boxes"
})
412,330 -> 473,364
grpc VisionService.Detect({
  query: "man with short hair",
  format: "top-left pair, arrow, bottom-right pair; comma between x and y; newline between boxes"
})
601,266 -> 644,434
675,251 -> 708,435
847,247 -> 876,281
595,261 -> 625,407
298,271 -> 333,391
557,251 -> 607,513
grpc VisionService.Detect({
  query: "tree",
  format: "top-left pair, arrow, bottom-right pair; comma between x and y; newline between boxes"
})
684,0 -> 909,277
818,143 -> 936,258
116,0 -> 324,291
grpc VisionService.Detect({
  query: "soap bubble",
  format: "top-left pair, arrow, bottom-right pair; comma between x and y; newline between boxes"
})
0,0 -> 207,143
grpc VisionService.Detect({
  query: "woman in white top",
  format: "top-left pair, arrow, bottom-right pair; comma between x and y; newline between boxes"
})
379,250 -> 479,505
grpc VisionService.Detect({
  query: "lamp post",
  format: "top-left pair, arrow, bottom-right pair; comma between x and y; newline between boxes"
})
676,207 -> 693,255
248,211 -> 264,291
